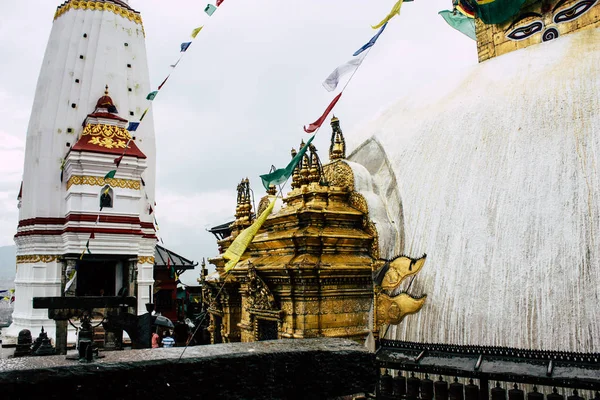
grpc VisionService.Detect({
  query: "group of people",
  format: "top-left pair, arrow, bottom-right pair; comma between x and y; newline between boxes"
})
152,329 -> 175,348
151,322 -> 191,348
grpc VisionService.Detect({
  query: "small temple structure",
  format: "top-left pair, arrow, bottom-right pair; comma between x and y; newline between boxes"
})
2,0 -> 157,345
206,118 -> 373,343
205,117 -> 427,343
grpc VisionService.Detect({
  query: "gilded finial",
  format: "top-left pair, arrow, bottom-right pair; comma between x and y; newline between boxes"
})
329,115 -> 346,160
105,85 -> 109,95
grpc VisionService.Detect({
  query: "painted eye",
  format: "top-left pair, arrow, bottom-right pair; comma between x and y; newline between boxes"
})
554,0 -> 598,23
506,21 -> 545,41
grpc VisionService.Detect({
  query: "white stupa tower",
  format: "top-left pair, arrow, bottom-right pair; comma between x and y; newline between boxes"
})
2,0 -> 157,344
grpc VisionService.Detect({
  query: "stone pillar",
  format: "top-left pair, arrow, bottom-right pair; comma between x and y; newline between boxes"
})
55,258 -> 72,355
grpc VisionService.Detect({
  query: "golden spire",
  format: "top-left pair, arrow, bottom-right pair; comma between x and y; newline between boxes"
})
104,85 -> 109,95
291,147 -> 300,189
329,115 -> 346,161
308,143 -> 323,184
234,178 -> 252,229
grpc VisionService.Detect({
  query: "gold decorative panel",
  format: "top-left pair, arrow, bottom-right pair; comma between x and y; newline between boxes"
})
66,176 -> 140,191
54,1 -> 144,26
137,256 -> 155,265
323,160 -> 354,190
477,1 -> 600,62
81,124 -> 131,150
17,255 -> 61,264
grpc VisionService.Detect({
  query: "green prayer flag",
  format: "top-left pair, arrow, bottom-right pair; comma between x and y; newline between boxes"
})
204,4 -> 217,16
473,0 -> 526,24
439,10 -> 476,40
146,91 -> 159,101
260,135 -> 315,190
104,170 -> 117,180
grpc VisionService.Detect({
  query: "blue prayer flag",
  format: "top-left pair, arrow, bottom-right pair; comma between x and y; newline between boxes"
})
353,23 -> 387,57
128,122 -> 140,131
180,42 -> 192,52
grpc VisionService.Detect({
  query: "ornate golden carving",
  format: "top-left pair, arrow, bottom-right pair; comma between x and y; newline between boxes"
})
246,264 -> 276,311
323,160 -> 354,190
349,192 -> 368,214
376,293 -> 427,325
16,255 -> 60,264
54,1 -> 144,26
365,220 -> 380,259
137,256 -> 155,265
377,255 -> 427,292
66,175 -> 141,191
81,124 -> 131,149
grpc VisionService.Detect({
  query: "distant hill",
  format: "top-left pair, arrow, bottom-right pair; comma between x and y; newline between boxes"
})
0,246 -> 16,281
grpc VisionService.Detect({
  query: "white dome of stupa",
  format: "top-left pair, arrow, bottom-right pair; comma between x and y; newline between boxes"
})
348,27 -> 600,353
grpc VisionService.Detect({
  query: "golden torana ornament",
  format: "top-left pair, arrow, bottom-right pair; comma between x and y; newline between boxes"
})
376,293 -> 427,325
82,124 -> 131,150
380,255 -> 427,291
67,175 -> 140,191
54,1 -> 144,26
137,256 -> 155,265
17,255 -> 61,264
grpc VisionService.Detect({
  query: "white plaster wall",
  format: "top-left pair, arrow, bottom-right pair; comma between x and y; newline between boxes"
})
21,4 -> 155,223
5,2 -> 157,343
348,28 -> 600,353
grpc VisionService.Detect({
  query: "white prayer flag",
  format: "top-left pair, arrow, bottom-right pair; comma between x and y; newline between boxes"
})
322,53 -> 366,92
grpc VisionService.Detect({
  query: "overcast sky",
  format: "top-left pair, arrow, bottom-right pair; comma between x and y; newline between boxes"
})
0,0 -> 476,284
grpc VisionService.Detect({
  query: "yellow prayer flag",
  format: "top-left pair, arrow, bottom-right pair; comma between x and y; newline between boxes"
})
223,197 -> 276,272
191,26 -> 204,39
372,0 -> 404,29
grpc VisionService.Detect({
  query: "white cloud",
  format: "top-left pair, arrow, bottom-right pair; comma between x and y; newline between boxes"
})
156,190 -> 235,229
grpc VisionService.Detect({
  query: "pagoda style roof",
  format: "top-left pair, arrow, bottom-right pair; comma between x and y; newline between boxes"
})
154,244 -> 197,270
71,86 -> 146,158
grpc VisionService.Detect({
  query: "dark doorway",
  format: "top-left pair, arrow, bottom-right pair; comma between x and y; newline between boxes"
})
213,315 -> 223,344
76,260 -> 116,297
257,319 -> 278,341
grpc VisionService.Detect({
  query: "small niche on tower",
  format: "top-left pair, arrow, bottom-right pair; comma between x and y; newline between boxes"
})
100,186 -> 113,210
83,33 -> 88,38
127,64 -> 132,68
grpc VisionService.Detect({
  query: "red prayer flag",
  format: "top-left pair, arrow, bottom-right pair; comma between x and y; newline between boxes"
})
158,75 -> 170,91
304,92 -> 343,133
114,155 -> 123,167
217,0 -> 224,5
90,232 -> 95,239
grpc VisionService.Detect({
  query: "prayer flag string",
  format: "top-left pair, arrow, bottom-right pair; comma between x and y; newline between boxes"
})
83,2 -> 227,248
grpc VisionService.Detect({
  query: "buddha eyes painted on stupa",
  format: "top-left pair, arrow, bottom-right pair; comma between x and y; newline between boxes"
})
505,13 -> 545,41
504,0 -> 598,42
553,0 -> 598,23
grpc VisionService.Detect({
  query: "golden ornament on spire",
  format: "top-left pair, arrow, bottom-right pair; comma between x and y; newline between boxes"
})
329,115 -> 346,161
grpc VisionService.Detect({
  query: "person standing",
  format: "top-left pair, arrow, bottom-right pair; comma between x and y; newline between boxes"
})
162,330 -> 175,348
